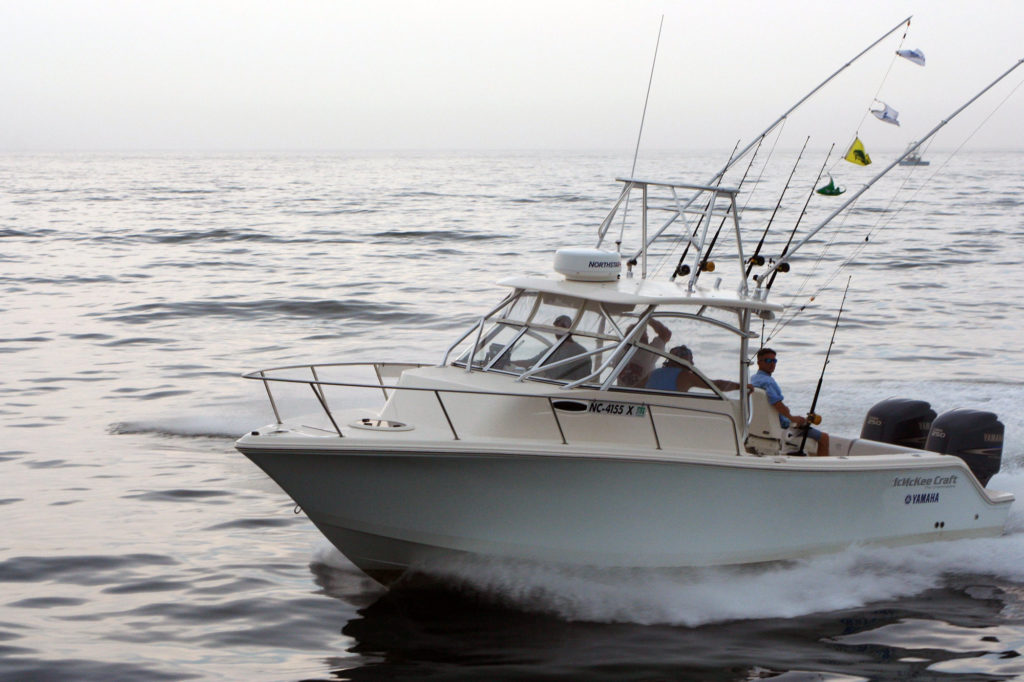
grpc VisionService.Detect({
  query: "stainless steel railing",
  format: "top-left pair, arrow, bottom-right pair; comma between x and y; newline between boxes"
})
244,362 -> 741,453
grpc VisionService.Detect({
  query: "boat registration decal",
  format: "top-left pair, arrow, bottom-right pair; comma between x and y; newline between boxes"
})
588,401 -> 647,417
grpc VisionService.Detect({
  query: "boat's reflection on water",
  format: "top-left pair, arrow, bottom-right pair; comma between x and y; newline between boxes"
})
308,560 -> 1024,681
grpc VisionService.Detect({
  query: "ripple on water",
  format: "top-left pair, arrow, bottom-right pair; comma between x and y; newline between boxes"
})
121,489 -> 232,503
0,659 -> 194,682
24,459 -> 82,469
99,337 -> 177,347
203,517 -> 296,531
135,390 -> 193,401
92,298 -> 441,326
7,597 -> 88,609
0,554 -> 178,585
108,595 -> 349,650
11,422 -> 59,429
101,579 -> 191,595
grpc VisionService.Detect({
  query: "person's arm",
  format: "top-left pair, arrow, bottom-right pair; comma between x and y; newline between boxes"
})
649,318 -> 672,342
771,400 -> 807,426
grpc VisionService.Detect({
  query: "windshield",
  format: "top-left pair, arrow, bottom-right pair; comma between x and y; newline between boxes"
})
450,289 -> 744,397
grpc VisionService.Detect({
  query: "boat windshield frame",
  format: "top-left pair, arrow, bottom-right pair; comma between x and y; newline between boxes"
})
445,287 -> 754,400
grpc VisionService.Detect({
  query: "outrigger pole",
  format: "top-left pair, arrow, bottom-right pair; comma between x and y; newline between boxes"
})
630,16 -> 913,262
757,57 -> 1024,287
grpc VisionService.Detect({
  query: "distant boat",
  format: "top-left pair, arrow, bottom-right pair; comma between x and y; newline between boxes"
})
899,142 -> 930,166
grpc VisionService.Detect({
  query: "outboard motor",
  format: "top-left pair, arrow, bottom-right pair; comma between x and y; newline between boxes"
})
861,398 -> 936,448
925,409 -> 1004,487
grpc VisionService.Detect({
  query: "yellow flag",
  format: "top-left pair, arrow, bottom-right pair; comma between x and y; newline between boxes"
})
844,137 -> 872,166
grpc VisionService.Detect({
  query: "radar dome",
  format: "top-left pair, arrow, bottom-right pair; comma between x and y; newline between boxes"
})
553,248 -> 621,282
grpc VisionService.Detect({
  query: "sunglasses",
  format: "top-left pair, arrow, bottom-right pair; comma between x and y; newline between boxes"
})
761,358 -> 778,364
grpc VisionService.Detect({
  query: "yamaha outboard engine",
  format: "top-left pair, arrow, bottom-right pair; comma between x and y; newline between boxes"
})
925,409 -> 1004,487
861,398 -> 936,448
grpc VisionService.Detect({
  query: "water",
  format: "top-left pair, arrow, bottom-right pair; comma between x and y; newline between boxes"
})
2,149 -> 1024,680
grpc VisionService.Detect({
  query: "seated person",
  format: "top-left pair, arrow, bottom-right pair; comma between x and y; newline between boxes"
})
532,315 -> 592,381
617,318 -> 672,387
646,345 -> 742,393
750,347 -> 830,457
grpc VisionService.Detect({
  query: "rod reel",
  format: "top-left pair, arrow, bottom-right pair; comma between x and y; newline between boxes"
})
675,261 -> 717,278
751,258 -> 790,283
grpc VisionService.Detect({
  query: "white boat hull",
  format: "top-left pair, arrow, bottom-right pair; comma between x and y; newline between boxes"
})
237,439 -> 1012,584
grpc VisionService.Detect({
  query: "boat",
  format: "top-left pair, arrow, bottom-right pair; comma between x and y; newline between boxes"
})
898,141 -> 930,166
235,25 -> 1020,586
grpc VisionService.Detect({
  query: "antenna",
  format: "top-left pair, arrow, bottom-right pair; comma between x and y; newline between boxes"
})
617,15 -> 664,253
630,15 -> 664,178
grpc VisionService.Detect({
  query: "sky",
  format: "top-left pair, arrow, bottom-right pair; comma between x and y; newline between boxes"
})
2,0 -> 1023,152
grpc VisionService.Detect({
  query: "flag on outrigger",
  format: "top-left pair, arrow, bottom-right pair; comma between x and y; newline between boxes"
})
816,175 -> 845,196
844,137 -> 872,166
870,102 -> 900,126
896,48 -> 926,66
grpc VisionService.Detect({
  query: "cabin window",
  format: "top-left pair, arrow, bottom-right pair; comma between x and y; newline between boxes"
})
574,300 -> 637,338
609,311 -> 743,397
471,323 -> 525,369
503,330 -> 592,381
530,295 -> 580,330
500,292 -> 538,325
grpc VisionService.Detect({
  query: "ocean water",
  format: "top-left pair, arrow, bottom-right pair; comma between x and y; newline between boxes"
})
2,149 -> 1024,680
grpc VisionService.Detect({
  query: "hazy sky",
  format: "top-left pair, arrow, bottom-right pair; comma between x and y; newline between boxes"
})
3,0 -> 1023,151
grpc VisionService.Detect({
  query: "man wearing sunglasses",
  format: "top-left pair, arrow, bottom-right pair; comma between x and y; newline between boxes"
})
751,347 -> 830,457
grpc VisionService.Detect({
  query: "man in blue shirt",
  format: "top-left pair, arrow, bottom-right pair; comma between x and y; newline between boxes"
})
646,345 -> 743,393
750,347 -> 830,457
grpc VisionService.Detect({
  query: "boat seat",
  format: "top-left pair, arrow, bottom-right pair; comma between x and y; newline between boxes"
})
745,388 -> 820,456
746,388 -> 783,455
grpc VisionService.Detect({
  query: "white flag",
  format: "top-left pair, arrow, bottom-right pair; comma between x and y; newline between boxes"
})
870,102 -> 901,126
896,49 -> 926,66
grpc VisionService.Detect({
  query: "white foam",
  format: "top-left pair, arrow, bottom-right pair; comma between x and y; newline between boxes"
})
310,541 -> 351,569
416,521 -> 1024,626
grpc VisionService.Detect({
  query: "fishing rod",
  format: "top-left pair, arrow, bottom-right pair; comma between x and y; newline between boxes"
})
629,16 -> 913,263
671,139 -> 743,281
765,143 -> 836,291
758,57 -> 1024,286
798,276 -> 851,456
691,137 -> 764,282
745,136 -> 809,279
